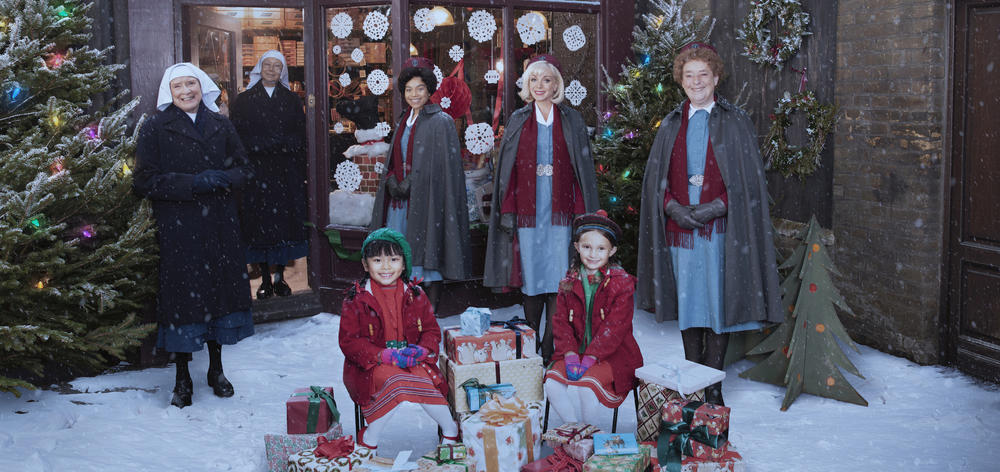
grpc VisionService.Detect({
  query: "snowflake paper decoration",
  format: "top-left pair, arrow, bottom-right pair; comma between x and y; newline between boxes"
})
414,8 -> 434,33
464,122 -> 495,155
563,25 -> 586,51
448,45 -> 465,62
363,10 -> 389,40
516,12 -> 546,45
334,122 -> 345,134
334,160 -> 363,192
332,45 -> 342,54
330,12 -> 353,39
440,97 -> 452,109
433,65 -> 443,85
375,121 -> 391,137
351,48 -> 364,63
366,69 -> 390,95
516,77 -> 524,89
484,69 -> 500,84
374,161 -> 386,174
339,73 -> 351,87
468,10 -> 497,43
564,80 -> 587,106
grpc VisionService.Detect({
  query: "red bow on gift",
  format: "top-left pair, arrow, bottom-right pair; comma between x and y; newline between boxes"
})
315,435 -> 355,459
546,446 -> 584,472
556,427 -> 593,443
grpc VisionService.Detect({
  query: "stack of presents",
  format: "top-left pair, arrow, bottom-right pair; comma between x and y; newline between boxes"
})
263,308 -> 746,471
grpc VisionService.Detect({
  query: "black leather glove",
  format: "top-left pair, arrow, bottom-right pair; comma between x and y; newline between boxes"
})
665,199 -> 703,230
192,170 -> 230,194
690,198 -> 727,224
384,176 -> 405,199
498,213 -> 516,233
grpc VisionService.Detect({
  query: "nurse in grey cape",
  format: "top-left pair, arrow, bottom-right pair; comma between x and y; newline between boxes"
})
636,43 -> 782,406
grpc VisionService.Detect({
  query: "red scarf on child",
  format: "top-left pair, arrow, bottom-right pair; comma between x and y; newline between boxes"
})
500,105 -> 583,227
664,101 -> 728,248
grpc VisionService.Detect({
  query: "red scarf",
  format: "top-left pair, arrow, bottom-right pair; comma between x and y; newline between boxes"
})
664,101 -> 728,248
500,105 -> 583,227
387,112 -> 419,209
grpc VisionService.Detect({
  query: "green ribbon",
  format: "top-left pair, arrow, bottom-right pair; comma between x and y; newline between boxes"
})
385,339 -> 407,349
460,378 -> 514,411
656,401 -> 728,472
422,455 -> 470,472
292,386 -> 340,433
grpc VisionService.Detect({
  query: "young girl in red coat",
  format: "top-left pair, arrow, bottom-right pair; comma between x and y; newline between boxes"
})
339,228 -> 459,449
543,210 -> 644,425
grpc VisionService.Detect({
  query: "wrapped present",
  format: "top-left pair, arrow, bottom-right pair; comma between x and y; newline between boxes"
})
286,445 -> 374,472
541,422 -> 600,446
582,443 -> 652,472
461,396 -> 542,472
677,446 -> 745,472
440,353 -> 544,414
287,386 -> 340,434
635,360 -> 725,397
461,307 -> 492,336
461,378 -> 516,412
562,437 -> 596,463
417,450 -> 479,471
436,443 -> 468,462
489,318 -> 537,359
445,323 -> 536,366
657,400 -> 730,471
591,433 -> 639,456
635,379 -> 706,443
264,424 -> 344,472
519,446 -> 583,472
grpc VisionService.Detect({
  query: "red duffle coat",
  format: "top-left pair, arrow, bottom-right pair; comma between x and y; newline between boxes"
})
552,266 -> 644,396
339,280 -> 448,405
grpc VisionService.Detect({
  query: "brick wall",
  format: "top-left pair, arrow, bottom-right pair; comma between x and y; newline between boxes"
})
832,0 -> 948,363
354,153 -> 386,195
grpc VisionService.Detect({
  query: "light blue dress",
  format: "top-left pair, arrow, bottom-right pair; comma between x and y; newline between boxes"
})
517,115 -> 572,296
670,109 -> 764,333
385,121 -> 443,282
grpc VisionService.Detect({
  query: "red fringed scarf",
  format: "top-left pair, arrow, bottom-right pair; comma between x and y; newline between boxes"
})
664,101 -> 728,248
500,105 -> 584,227
387,111 -> 419,209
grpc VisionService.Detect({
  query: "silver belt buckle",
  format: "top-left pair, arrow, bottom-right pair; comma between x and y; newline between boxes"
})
689,174 -> 704,187
536,164 -> 553,176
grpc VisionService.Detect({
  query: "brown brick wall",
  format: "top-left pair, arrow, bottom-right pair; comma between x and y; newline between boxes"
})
832,0 -> 948,364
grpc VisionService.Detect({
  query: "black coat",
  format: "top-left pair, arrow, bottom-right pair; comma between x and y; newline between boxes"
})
230,83 -> 308,252
133,104 -> 253,326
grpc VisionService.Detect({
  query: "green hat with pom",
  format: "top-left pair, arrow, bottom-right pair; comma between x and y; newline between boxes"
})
362,227 -> 413,280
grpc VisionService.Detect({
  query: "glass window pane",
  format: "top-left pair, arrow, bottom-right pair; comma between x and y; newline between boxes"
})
512,10 -> 599,128
326,5 -> 393,228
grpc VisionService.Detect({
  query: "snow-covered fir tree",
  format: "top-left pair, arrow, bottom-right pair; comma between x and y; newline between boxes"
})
0,0 -> 158,395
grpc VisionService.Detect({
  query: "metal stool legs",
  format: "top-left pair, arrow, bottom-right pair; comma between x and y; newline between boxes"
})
354,403 -> 366,433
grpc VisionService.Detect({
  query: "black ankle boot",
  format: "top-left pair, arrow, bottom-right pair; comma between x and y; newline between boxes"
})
207,341 -> 234,397
256,282 -> 274,299
273,279 -> 291,297
171,354 -> 193,408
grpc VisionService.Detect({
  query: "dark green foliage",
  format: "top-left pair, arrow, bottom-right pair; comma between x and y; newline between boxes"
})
0,0 -> 158,396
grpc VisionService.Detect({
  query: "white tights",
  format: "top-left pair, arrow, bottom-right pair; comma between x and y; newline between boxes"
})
361,402 -> 459,447
544,379 -> 606,426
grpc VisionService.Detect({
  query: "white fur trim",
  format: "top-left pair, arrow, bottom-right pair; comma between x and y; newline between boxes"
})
344,142 -> 391,159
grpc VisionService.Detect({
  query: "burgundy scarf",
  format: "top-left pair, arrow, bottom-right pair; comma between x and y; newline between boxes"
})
664,101 -> 728,248
500,105 -> 583,227
387,111 -> 419,209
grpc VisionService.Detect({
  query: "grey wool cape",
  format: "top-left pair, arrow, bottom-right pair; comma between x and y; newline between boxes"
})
369,103 -> 471,280
636,97 -> 783,326
483,103 -> 599,289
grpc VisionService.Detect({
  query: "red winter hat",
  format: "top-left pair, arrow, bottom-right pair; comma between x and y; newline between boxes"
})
526,54 -> 562,73
403,56 -> 435,71
431,59 -> 471,121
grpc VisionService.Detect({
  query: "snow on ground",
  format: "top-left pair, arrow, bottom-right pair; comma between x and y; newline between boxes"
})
1,306 -> 998,471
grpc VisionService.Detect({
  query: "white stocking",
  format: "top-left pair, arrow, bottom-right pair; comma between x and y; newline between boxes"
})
361,406 -> 398,448
420,403 -> 459,442
570,385 -> 605,427
544,379 -> 580,424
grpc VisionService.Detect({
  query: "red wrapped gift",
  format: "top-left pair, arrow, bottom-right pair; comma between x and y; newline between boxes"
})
680,446 -> 745,472
444,321 -> 536,365
286,386 -> 339,434
660,400 -> 730,462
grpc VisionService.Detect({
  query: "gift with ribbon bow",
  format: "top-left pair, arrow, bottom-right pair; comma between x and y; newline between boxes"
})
445,322 -> 537,366
315,435 -> 355,459
657,400 -> 731,472
287,386 -> 341,434
635,376 -> 712,443
520,445 -> 584,472
490,317 -> 536,359
287,444 -> 374,472
440,353 -> 544,414
461,396 -> 542,472
264,424 -> 344,472
417,446 -> 477,472
582,443 -> 652,472
541,422 -> 600,446
461,377 -> 517,412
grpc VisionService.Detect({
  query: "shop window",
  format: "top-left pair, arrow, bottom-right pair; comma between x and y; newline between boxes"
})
408,6 -> 503,225
512,10 -> 598,128
326,5 -> 393,228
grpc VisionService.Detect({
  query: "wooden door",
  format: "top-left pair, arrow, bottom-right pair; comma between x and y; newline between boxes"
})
948,0 -> 1000,382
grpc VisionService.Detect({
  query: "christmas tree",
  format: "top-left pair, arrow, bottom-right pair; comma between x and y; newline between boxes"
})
592,0 -> 714,271
739,217 -> 867,410
0,0 -> 158,396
